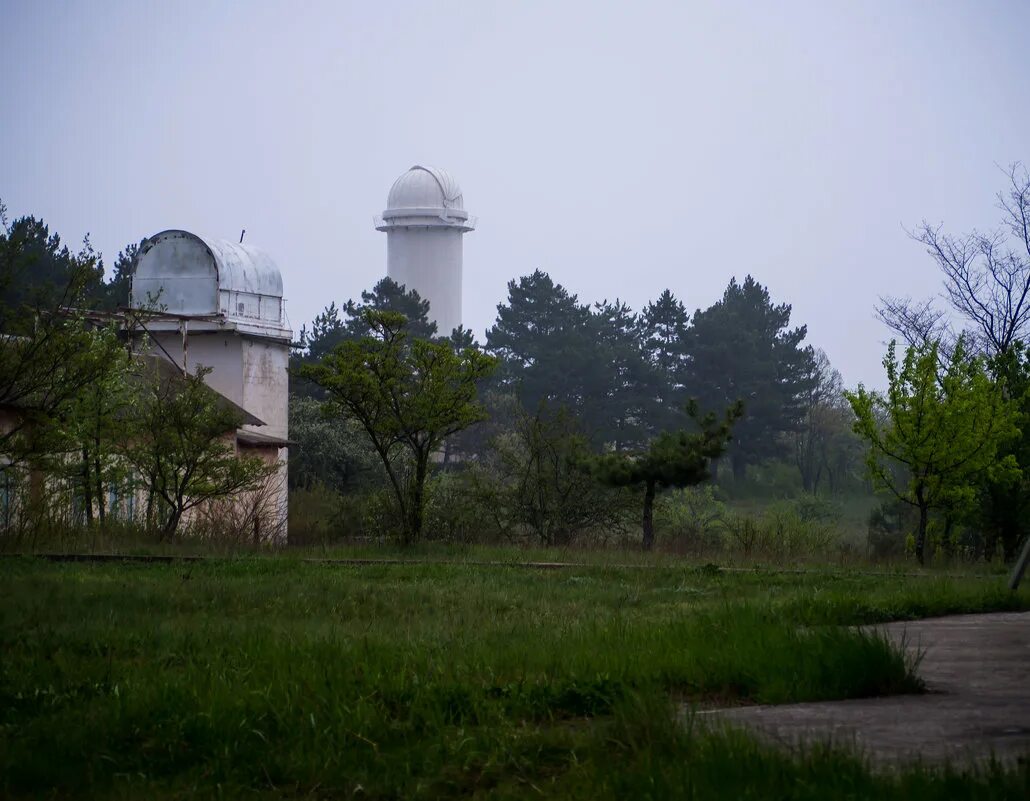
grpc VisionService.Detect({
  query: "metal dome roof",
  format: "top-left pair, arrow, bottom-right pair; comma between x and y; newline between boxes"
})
138,229 -> 283,298
386,165 -> 464,211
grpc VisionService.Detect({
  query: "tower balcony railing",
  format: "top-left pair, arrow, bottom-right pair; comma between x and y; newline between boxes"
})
374,214 -> 477,231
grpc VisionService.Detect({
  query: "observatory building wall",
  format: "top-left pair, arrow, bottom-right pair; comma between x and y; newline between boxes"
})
386,227 -> 464,337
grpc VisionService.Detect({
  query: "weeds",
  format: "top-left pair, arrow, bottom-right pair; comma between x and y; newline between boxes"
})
1,558 -> 1027,798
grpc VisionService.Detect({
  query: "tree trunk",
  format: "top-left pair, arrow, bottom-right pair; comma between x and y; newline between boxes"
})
642,479 -> 656,551
81,448 -> 93,525
162,507 -> 181,541
94,445 -> 105,525
408,455 -> 429,544
915,503 -> 929,565
731,452 -> 747,483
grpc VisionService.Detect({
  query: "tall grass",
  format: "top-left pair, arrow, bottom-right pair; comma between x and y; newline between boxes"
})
1,558 -> 1026,798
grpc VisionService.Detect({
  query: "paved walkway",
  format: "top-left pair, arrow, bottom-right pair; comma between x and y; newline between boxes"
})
700,612 -> 1030,766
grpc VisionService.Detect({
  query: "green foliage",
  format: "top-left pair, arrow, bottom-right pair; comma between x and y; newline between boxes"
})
847,340 -> 1021,564
980,344 -> 1030,559
681,275 -> 817,480
299,277 -> 438,362
470,402 -> 636,545
1,558 -> 1026,799
640,288 -> 691,428
593,401 -> 743,549
119,364 -> 275,537
296,310 -> 496,543
653,485 -> 727,552
287,393 -> 379,493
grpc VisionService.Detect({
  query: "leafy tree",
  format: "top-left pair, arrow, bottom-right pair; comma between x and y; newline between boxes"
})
591,400 -> 742,550
846,340 -> 1020,564
288,393 -> 379,493
978,344 -> 1030,559
791,349 -> 860,494
54,326 -> 135,524
296,310 -> 496,543
119,363 -> 275,538
681,275 -> 815,481
471,400 -> 633,546
0,207 -> 124,466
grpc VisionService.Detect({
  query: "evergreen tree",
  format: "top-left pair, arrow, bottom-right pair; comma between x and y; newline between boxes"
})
301,277 -> 437,361
485,269 -> 594,416
640,289 -> 691,429
588,299 -> 658,450
681,275 -> 816,480
591,400 -> 742,550
90,240 -> 144,311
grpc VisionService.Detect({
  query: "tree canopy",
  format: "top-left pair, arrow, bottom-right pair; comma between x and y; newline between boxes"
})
846,339 -> 1020,564
296,310 -> 496,542
681,275 -> 816,480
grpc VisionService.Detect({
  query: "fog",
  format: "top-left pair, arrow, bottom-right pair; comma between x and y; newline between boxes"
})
1,0 -> 1027,387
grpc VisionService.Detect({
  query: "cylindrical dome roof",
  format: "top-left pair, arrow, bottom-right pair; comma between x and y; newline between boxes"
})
387,165 -> 464,211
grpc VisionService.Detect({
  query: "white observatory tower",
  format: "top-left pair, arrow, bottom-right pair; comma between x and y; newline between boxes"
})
376,165 -> 475,337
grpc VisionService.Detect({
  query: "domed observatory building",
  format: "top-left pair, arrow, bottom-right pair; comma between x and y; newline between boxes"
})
376,165 -> 475,337
131,229 -> 291,539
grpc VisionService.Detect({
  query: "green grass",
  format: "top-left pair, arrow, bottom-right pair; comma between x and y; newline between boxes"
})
1,556 -> 1027,798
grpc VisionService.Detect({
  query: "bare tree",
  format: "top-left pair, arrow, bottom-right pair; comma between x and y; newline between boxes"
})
879,163 -> 1030,358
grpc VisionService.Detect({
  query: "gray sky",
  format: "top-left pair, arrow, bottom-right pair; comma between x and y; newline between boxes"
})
2,0 -> 1027,387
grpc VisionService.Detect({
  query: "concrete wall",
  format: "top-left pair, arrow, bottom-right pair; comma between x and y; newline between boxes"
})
149,331 -> 245,409
386,227 -> 463,337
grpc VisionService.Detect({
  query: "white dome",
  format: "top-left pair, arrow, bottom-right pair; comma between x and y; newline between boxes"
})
386,165 -> 464,211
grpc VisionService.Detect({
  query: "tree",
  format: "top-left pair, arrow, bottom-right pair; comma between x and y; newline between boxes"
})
681,276 -> 815,480
640,289 -> 691,429
846,340 -> 1020,564
90,240 -> 144,311
591,400 -> 742,550
978,344 -> 1030,560
54,325 -> 135,525
486,269 -> 594,413
587,299 -> 659,450
120,363 -> 275,538
471,400 -> 633,546
0,207 -> 124,466
296,310 -> 496,543
486,272 -> 657,448
299,277 -> 438,362
791,349 -> 857,494
288,393 -> 379,493
880,163 -> 1030,359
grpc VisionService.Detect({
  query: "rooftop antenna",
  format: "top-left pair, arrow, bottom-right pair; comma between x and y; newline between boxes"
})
239,228 -> 246,243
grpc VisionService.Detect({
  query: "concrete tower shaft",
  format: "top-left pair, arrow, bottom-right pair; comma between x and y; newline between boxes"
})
376,165 -> 475,337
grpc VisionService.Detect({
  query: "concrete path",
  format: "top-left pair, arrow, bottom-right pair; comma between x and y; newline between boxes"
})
701,612 -> 1030,766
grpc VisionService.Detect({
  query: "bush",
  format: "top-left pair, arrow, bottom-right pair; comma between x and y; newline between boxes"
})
654,485 -> 727,553
723,500 -> 838,561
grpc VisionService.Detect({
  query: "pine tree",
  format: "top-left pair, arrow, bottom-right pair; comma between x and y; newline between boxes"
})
681,276 -> 816,480
640,289 -> 691,429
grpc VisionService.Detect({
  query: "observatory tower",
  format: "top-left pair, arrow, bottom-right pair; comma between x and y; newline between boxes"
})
376,165 -> 475,337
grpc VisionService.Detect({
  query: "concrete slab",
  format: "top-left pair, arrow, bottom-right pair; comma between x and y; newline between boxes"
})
698,611 -> 1030,766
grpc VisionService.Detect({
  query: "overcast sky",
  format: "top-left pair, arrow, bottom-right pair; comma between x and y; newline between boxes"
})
2,1 -> 1027,387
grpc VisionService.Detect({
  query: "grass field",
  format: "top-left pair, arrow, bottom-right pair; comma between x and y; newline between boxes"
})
2,554 -> 1028,799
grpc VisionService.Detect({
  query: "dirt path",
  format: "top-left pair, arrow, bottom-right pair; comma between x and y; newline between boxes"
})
700,611 -> 1030,766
